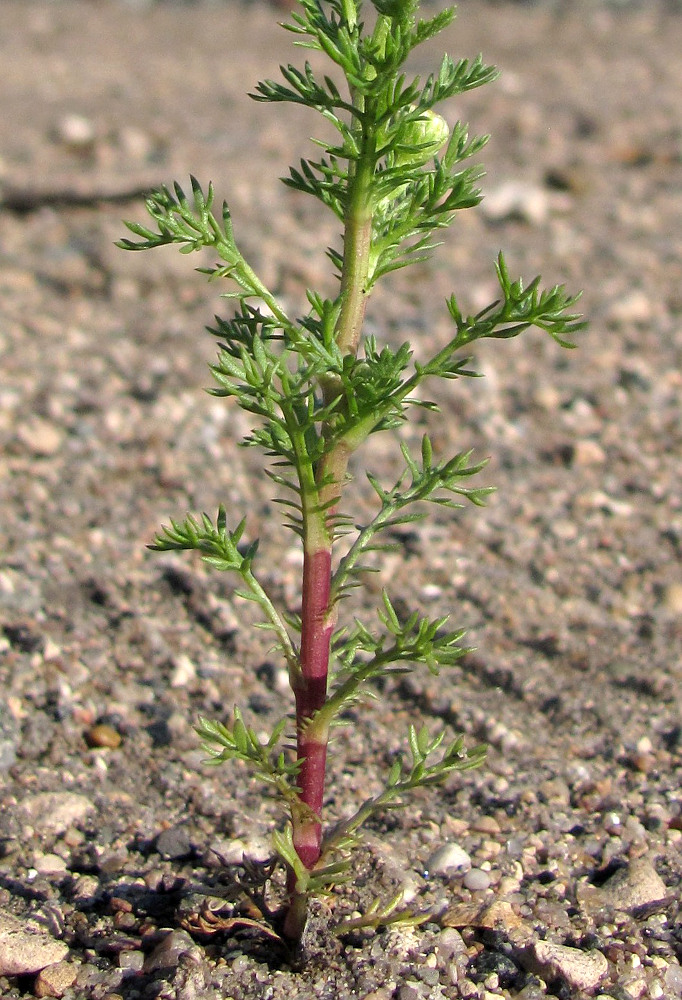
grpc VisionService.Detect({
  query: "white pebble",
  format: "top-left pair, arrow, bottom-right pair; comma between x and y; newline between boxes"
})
425,843 -> 472,877
0,909 -> 68,975
481,180 -> 550,225
33,853 -> 67,875
606,290 -> 654,326
42,639 -> 62,662
170,654 -> 197,688
118,125 -> 155,161
57,113 -> 96,151
573,439 -> 606,466
17,417 -> 63,457
529,940 -> 608,992
18,791 -> 94,836
274,668 -> 291,693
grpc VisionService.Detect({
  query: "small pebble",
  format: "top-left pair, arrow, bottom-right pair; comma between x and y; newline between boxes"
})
417,966 -> 439,986
0,701 -> 20,771
16,418 -> 63,457
515,986 -> 546,1000
662,582 -> 682,614
62,827 -> 85,849
425,843 -> 472,876
0,908 -> 69,975
573,439 -> 607,466
435,927 -> 467,962
142,930 -> 198,973
33,854 -> 68,875
599,857 -> 668,911
70,875 -> 100,904
18,792 -> 94,836
56,113 -> 96,153
665,963 -> 682,996
34,960 -> 78,998
606,290 -> 654,326
458,980 -> 480,999
85,724 -> 122,749
156,824 -> 193,860
523,940 -> 608,992
98,850 -> 128,875
118,950 -> 145,971
170,654 -> 197,688
471,816 -> 501,835
396,986 -> 420,1000
42,639 -> 62,662
117,124 -> 155,161
463,868 -> 492,891
481,180 -> 550,225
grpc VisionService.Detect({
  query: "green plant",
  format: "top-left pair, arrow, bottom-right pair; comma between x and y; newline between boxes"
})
118,0 -> 584,948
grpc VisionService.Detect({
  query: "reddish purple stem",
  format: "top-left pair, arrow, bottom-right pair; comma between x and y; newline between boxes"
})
294,547 -> 334,868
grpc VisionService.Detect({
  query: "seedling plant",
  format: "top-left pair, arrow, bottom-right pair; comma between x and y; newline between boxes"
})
119,0 -> 584,948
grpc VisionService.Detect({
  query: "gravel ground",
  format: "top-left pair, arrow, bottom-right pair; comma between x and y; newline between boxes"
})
1,2 -> 681,999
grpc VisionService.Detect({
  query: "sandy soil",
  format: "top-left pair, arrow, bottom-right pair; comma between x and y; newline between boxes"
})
0,2 -> 681,998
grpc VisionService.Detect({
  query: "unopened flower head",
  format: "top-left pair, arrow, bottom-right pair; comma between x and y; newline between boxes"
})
395,110 -> 450,167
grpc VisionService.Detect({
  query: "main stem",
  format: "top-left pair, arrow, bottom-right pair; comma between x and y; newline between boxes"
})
283,118 -> 375,946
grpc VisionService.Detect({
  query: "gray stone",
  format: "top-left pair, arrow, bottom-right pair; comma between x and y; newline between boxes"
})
119,950 -> 145,971
33,853 -> 68,875
0,909 -> 69,975
156,824 -> 193,859
600,858 -> 668,911
435,927 -> 467,962
463,868 -> 492,891
396,986 -> 420,1000
664,964 -> 682,996
143,930 -> 199,973
18,711 -> 56,760
18,792 -> 94,836
514,986 -> 547,1000
0,702 -> 20,771
416,966 -> 439,986
522,939 -> 608,992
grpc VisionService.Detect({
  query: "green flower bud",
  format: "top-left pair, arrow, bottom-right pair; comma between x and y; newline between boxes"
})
394,110 -> 450,167
370,0 -> 419,24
